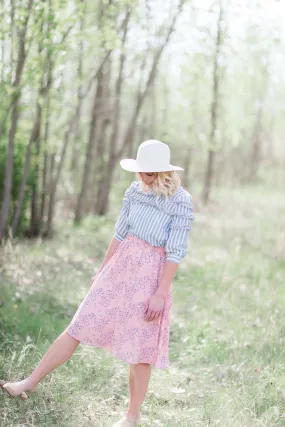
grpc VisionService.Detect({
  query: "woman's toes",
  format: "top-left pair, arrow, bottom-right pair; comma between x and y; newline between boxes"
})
3,382 -> 21,397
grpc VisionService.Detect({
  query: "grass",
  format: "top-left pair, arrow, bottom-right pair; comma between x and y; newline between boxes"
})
0,183 -> 285,426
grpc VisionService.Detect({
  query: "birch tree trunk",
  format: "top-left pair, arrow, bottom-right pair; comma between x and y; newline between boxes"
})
0,0 -> 34,241
202,2 -> 223,204
70,0 -> 85,172
39,99 -> 50,230
94,0 -> 185,215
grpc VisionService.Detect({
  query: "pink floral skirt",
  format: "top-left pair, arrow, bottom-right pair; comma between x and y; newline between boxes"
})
66,234 -> 172,368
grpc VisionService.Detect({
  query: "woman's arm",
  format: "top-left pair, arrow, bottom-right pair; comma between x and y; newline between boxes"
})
145,194 -> 194,321
93,182 -> 133,282
156,261 -> 179,297
145,261 -> 178,321
93,238 -> 121,282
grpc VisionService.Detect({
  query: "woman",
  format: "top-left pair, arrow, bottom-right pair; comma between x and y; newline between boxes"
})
1,140 -> 194,427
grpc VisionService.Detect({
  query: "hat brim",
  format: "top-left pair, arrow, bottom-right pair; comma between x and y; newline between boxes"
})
120,159 -> 184,173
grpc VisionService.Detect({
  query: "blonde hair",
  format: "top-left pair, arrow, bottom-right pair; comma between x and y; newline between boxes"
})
137,171 -> 181,198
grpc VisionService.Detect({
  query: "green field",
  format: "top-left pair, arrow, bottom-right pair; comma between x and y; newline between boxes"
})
1,185 -> 285,427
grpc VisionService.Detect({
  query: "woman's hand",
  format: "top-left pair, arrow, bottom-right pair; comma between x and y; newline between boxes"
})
145,294 -> 165,321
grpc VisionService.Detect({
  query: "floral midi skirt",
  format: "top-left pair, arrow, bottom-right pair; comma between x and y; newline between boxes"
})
66,235 -> 172,369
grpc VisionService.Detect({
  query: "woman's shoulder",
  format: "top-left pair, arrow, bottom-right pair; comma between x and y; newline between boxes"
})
124,181 -> 193,218
170,186 -> 193,205
168,186 -> 194,218
125,180 -> 140,195
124,180 -> 145,201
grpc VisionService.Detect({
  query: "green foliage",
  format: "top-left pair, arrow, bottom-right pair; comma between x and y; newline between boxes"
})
0,140 -> 35,235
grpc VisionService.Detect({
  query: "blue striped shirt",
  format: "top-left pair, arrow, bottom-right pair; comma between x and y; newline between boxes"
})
114,181 -> 194,263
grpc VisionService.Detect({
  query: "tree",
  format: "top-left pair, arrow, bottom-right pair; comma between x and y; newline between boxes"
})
0,0 -> 34,240
202,1 -> 224,204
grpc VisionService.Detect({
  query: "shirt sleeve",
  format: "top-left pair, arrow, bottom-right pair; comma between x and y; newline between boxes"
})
114,183 -> 133,242
165,195 -> 194,263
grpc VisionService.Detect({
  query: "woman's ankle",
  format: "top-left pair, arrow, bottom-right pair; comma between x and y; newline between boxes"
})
25,376 -> 38,391
126,409 -> 140,420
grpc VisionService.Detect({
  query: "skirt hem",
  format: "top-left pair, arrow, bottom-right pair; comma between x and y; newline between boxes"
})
66,329 -> 169,370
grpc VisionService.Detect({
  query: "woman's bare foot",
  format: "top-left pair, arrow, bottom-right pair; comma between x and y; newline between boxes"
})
1,331 -> 79,400
1,377 -> 37,398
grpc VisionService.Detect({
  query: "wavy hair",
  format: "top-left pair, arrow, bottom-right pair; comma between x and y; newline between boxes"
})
137,171 -> 181,198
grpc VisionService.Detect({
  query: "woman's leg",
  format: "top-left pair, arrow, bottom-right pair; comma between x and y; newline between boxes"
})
127,363 -> 152,419
3,330 -> 79,396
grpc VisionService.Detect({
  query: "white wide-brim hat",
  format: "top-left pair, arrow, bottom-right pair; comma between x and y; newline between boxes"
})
120,140 -> 184,173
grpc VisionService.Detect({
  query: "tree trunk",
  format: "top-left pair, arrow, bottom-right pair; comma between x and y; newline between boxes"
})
12,105 -> 41,235
46,153 -> 56,237
117,2 -> 184,161
10,0 -> 15,83
94,1 -> 185,215
45,23 -> 100,233
248,102 -> 264,182
29,2 -> 54,237
94,9 -> 130,216
94,118 -> 110,215
183,145 -> 193,189
183,77 -> 199,189
0,0 -> 4,82
29,141 -> 41,236
0,0 -> 34,241
39,97 -> 51,230
74,67 -> 104,222
29,106 -> 42,237
0,102 -> 19,240
150,81 -> 156,138
92,62 -> 111,213
202,2 -> 223,204
70,0 -> 85,172
94,155 -> 117,216
74,0 -> 112,223
46,123 -> 72,237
